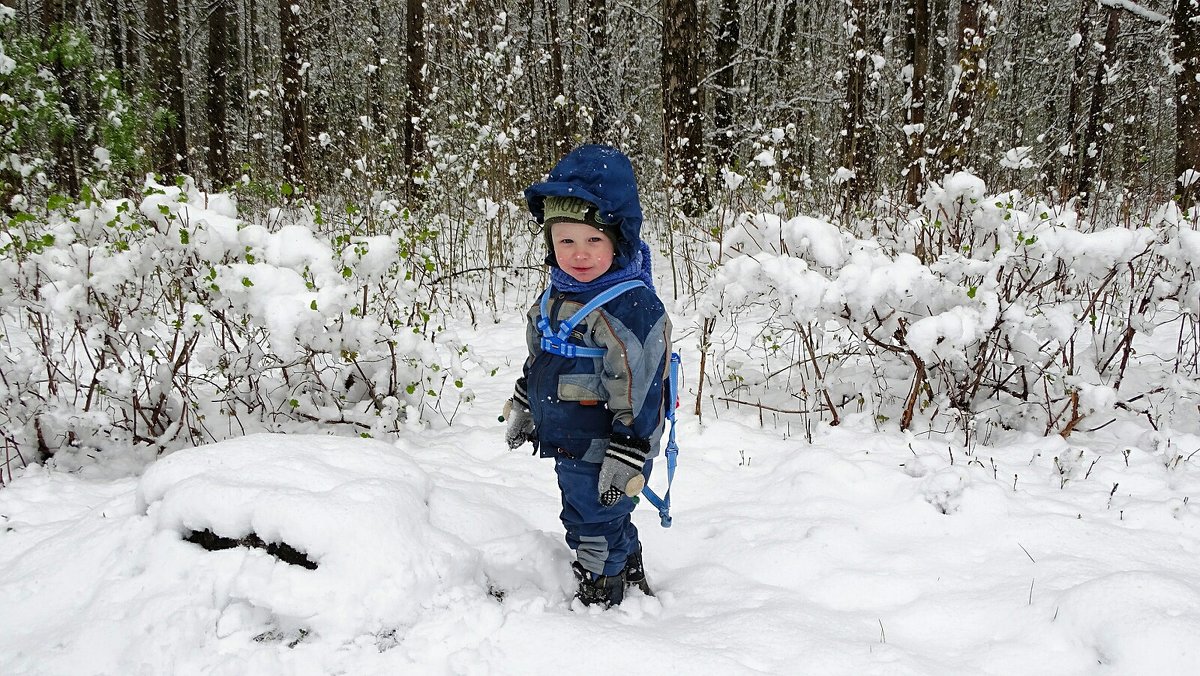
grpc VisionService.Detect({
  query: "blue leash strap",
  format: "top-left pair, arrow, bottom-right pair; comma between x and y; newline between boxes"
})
641,352 -> 680,528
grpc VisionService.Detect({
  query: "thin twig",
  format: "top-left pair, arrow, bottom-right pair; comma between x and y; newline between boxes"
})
1017,542 -> 1036,563
716,397 -> 818,415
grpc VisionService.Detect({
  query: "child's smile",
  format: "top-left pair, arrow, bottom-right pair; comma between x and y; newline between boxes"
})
551,221 -> 616,283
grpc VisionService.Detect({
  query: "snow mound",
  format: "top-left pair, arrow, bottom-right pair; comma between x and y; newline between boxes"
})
1054,571 -> 1200,672
137,433 -> 485,640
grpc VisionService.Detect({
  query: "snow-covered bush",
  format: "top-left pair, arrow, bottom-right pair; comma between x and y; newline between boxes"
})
0,177 -> 476,472
698,173 -> 1200,439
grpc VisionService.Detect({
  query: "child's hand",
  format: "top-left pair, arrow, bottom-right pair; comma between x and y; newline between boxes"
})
504,403 -> 534,449
598,435 -> 649,506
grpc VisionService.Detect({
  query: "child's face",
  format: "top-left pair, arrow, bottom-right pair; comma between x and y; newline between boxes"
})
551,221 -> 615,283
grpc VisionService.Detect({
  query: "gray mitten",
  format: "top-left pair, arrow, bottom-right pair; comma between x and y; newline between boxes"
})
504,405 -> 534,449
503,378 -> 534,450
598,434 -> 649,507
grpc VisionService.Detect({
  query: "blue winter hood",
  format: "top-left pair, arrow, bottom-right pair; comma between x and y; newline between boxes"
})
524,144 -> 644,270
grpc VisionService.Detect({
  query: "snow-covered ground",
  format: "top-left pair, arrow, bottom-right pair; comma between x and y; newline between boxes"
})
3,313 -> 1200,675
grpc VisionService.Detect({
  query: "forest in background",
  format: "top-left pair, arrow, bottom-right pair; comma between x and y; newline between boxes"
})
6,0 -> 1200,219
2,1 -> 1199,473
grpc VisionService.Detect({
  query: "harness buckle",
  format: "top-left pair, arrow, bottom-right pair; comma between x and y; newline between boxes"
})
540,336 -> 578,358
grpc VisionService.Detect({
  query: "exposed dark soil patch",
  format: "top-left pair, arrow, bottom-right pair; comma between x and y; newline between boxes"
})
184,529 -> 318,569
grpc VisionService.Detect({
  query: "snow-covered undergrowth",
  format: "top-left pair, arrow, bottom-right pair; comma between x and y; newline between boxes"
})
1,178 -> 484,473
699,173 -> 1200,438
2,312 -> 1200,675
6,172 -> 1197,481
3,171 -> 1200,673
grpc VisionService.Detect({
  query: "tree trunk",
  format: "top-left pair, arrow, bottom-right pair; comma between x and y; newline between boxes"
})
306,0 -> 331,188
1174,0 -> 1200,206
146,0 -> 190,177
926,0 -> 949,122
1061,0 -> 1092,197
936,0 -> 989,176
662,0 -> 708,215
775,0 -> 798,81
748,0 -> 777,107
279,0 -> 307,186
903,0 -> 930,206
361,2 -> 382,186
100,0 -> 125,82
207,0 -> 231,188
43,0 -> 81,194
841,0 -> 871,209
547,0 -> 571,155
1077,7 -> 1120,213
405,0 -> 428,201
588,0 -> 610,140
713,0 -> 739,171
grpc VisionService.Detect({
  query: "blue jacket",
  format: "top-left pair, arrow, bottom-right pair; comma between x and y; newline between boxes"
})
521,284 -> 671,462
519,145 -> 671,462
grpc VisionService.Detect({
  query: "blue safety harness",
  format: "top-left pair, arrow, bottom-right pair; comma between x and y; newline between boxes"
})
538,281 -> 680,527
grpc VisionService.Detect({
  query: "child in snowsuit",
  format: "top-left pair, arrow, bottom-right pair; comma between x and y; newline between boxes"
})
504,144 -> 672,607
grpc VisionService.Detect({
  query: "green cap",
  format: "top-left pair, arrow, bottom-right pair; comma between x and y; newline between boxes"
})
544,196 -> 599,226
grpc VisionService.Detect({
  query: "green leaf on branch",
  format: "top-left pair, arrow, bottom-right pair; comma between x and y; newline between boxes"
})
46,194 -> 70,211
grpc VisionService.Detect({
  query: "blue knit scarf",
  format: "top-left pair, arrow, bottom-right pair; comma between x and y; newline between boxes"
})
550,240 -> 656,294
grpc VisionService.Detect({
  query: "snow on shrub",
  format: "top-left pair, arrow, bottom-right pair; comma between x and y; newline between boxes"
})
698,173 -> 1200,438
0,177 -> 476,470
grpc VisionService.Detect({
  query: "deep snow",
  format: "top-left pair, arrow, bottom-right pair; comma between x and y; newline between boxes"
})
2,313 -> 1200,676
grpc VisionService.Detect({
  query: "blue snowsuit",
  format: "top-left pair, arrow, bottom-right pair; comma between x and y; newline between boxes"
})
520,145 -> 672,578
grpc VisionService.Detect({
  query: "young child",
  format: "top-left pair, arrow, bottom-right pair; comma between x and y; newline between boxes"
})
504,144 -> 672,607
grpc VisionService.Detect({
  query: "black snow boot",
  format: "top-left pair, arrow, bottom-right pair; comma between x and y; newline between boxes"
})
623,548 -> 654,597
572,562 -> 626,608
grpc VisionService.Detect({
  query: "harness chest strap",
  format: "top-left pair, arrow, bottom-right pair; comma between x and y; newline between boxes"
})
537,280 -> 647,358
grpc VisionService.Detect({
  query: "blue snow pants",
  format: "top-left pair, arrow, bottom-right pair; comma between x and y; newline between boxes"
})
554,456 -> 653,577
